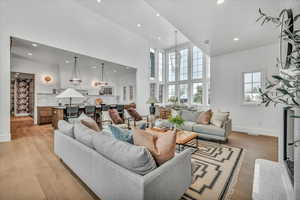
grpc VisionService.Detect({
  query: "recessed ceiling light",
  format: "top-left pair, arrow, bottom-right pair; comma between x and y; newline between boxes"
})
27,52 -> 33,56
233,37 -> 239,41
217,0 -> 224,5
157,36 -> 161,40
91,66 -> 97,69
113,70 -> 117,73
65,60 -> 70,64
137,23 -> 142,28
156,13 -> 160,17
97,0 -> 101,3
32,43 -> 38,47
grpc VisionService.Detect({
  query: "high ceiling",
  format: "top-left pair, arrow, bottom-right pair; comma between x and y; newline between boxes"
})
72,0 -> 189,49
144,0 -> 289,56
11,37 -> 136,74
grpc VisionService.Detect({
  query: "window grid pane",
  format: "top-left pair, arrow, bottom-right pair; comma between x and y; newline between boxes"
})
168,52 -> 176,82
192,83 -> 203,104
150,49 -> 155,78
192,47 -> 203,80
159,84 -> 164,103
168,85 -> 176,100
158,52 -> 163,82
179,84 -> 188,104
243,72 -> 262,103
180,49 -> 188,81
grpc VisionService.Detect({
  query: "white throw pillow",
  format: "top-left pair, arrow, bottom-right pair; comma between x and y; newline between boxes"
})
74,122 -> 95,148
211,111 -> 230,128
58,120 -> 74,138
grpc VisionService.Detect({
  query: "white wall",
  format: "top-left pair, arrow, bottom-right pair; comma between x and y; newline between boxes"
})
211,43 -> 283,137
0,0 -> 151,142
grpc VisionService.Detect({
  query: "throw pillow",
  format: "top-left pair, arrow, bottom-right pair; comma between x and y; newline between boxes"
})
92,134 -> 157,175
211,111 -> 230,128
108,124 -> 133,144
74,122 -> 95,148
159,107 -> 171,119
108,109 -> 124,124
180,110 -> 201,122
58,120 -> 74,137
79,112 -> 102,131
133,129 -> 177,165
197,109 -> 212,125
126,108 -> 143,121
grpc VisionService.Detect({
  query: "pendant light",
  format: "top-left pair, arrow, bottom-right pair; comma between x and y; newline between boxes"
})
94,63 -> 108,87
69,56 -> 82,85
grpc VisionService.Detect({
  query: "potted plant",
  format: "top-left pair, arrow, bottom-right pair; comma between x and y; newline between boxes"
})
257,9 -> 300,116
168,115 -> 185,133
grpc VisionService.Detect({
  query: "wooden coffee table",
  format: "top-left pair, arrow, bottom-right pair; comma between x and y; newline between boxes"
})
146,128 -> 199,152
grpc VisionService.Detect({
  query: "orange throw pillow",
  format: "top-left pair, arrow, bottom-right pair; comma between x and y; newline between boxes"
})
197,109 -> 212,125
133,129 -> 176,165
81,119 -> 101,132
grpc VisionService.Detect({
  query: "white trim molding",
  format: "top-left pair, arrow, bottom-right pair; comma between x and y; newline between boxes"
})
233,125 -> 280,137
0,133 -> 11,142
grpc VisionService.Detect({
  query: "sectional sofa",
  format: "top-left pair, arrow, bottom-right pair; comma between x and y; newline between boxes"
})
54,121 -> 193,200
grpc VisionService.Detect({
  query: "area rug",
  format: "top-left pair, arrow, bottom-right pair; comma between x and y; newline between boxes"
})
181,140 -> 243,200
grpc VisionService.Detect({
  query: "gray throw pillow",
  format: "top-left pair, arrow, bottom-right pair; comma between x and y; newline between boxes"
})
74,122 -> 95,148
92,134 -> 157,175
58,120 -> 74,138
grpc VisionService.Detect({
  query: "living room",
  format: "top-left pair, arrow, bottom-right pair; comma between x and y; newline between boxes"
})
0,0 -> 299,200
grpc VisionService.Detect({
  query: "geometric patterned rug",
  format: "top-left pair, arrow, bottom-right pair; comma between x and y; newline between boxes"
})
181,140 -> 243,200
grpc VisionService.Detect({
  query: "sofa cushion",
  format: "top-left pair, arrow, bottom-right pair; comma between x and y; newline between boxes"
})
74,122 -> 95,148
58,120 -> 74,137
92,133 -> 157,175
192,124 -> 225,137
108,125 -> 133,144
181,121 -> 196,131
180,110 -> 201,122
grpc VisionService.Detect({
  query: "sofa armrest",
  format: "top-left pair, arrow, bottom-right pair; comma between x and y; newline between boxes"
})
142,148 -> 193,200
224,119 -> 232,137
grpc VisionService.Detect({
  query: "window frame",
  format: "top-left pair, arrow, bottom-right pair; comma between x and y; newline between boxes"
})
242,71 -> 263,105
179,48 -> 189,81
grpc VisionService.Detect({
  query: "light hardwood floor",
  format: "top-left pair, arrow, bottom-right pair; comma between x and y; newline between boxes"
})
0,124 -> 277,200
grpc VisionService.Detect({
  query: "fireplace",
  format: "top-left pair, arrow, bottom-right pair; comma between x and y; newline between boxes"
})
283,108 -> 295,184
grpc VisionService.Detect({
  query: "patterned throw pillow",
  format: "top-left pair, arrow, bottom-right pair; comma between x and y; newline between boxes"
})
108,109 -> 124,124
109,125 -> 133,144
126,108 -> 143,121
197,109 -> 212,125
211,111 -> 230,128
159,108 -> 171,119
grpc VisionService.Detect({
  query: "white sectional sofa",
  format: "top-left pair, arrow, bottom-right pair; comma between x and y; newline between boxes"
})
54,123 -> 193,200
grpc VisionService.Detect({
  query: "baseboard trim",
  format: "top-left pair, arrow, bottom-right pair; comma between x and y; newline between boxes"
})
232,126 -> 279,137
0,134 -> 11,142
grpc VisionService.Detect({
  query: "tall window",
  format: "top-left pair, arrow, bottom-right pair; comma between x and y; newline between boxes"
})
243,72 -> 262,103
150,48 -> 155,79
168,85 -> 176,100
192,46 -> 203,79
168,52 -> 176,82
159,84 -> 164,103
123,86 -> 127,101
158,52 -> 163,82
179,84 -> 188,104
129,86 -> 134,101
179,49 -> 188,81
192,83 -> 203,104
150,83 -> 156,98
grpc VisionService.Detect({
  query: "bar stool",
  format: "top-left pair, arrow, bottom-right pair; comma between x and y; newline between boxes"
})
65,106 -> 79,122
85,106 -> 96,120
